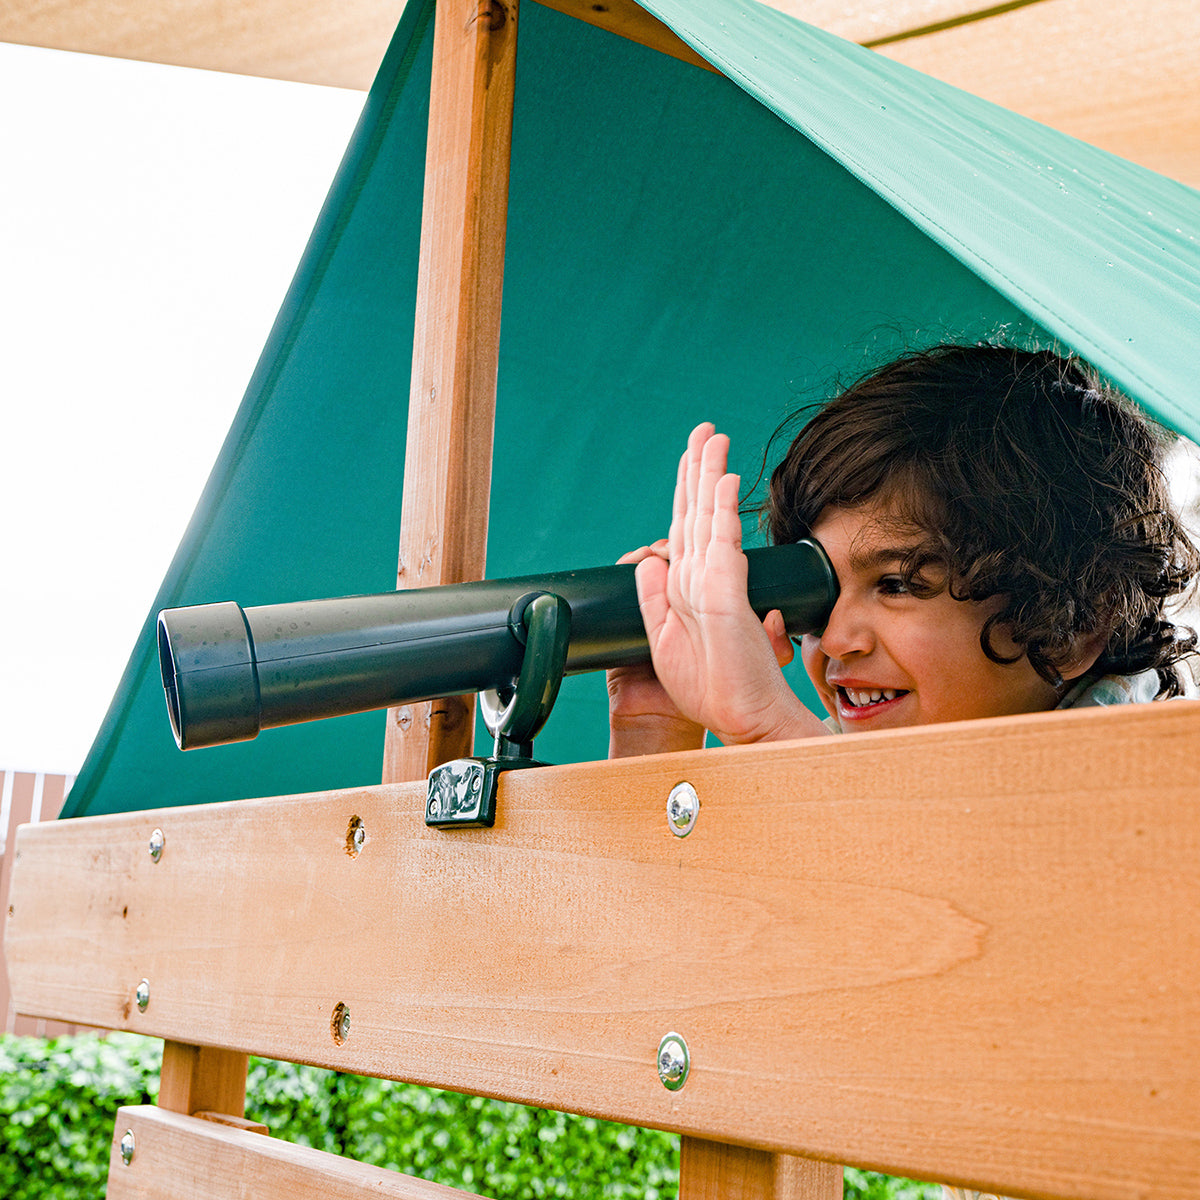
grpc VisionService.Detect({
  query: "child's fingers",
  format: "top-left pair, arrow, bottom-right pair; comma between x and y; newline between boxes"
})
667,448 -> 688,566
681,423 -> 714,561
618,542 -> 670,567
762,608 -> 795,668
693,432 -> 730,571
634,553 -> 671,647
711,470 -> 743,551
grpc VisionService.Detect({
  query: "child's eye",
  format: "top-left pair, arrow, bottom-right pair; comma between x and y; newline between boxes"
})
877,574 -> 910,596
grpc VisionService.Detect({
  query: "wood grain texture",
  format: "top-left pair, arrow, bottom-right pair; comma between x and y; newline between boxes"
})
0,773 -> 36,1036
158,1041 -> 248,1119
0,0 -> 403,90
9,699 -> 1200,1198
878,0 -> 1200,186
382,0 -> 520,782
193,1110 -> 270,1135
679,1138 -> 842,1200
534,0 -> 713,71
1,0 -> 1193,184
106,1106 -> 493,1200
0,0 -> 979,86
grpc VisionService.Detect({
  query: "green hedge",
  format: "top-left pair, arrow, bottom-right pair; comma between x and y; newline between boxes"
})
0,1033 -> 939,1200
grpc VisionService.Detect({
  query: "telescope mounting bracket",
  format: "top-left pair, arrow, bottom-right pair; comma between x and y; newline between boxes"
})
425,591 -> 571,828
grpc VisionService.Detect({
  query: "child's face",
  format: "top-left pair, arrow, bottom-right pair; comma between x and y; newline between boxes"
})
800,502 -> 1060,732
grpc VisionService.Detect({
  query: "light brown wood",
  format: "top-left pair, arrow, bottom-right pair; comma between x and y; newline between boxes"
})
193,1110 -> 270,1135
680,1138 -> 778,1199
533,0 -> 714,72
9,700 -> 1200,1198
1,772 -> 92,1037
382,0 -> 520,783
878,0 -> 1200,186
679,1138 -> 841,1199
775,1153 -> 844,1200
1,773 -> 37,1036
159,1041 -> 249,1120
106,1105 -> 494,1199
0,0 -> 401,91
0,0 -> 975,87
2,0 -> 1196,186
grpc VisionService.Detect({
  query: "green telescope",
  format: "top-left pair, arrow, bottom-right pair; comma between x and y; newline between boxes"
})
157,540 -> 836,751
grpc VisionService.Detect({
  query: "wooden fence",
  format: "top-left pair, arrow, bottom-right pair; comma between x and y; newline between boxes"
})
6,700 -> 1200,1199
1,770 -> 80,1037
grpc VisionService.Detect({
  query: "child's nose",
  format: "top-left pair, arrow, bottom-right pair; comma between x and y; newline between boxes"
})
818,594 -> 874,658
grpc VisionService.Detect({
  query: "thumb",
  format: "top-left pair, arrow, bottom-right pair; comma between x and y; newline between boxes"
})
762,609 -> 795,668
635,554 -> 671,647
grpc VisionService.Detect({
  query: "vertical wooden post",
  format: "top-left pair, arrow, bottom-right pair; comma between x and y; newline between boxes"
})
2,774 -> 37,1036
378,4 -> 843,1194
679,1139 -> 843,1200
382,0 -> 520,785
158,1042 -> 249,1120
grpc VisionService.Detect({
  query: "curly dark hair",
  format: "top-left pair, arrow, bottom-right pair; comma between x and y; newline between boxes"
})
764,344 -> 1199,697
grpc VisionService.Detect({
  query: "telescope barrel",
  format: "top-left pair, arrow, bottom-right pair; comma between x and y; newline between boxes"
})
157,540 -> 836,750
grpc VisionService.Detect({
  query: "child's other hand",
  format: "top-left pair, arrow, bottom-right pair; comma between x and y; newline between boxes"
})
634,423 -> 821,745
607,542 -> 706,758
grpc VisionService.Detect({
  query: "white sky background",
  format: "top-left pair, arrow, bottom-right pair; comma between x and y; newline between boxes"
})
1,42 -> 364,774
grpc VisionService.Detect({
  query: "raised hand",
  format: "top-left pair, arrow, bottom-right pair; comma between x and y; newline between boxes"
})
606,543 -> 706,758
633,424 -> 825,746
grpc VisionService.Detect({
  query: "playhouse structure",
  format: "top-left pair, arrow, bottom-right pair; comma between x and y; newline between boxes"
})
5,0 -> 1200,1197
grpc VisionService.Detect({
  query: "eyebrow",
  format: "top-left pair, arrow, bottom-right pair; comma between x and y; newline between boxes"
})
846,543 -> 921,573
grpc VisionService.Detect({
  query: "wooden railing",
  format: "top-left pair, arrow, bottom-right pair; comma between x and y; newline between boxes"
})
0,769 -> 80,1036
6,698 -> 1200,1198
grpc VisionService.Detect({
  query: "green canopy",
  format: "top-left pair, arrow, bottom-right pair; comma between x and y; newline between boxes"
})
63,0 -> 1200,818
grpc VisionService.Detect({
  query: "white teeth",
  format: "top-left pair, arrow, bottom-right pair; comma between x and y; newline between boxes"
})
843,688 -> 899,708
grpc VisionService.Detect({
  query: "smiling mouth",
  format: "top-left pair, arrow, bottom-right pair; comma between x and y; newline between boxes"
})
837,686 -> 909,710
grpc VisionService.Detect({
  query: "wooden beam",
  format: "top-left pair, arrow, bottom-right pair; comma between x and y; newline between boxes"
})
383,0 -> 520,783
531,0 -> 713,72
0,0 -> 401,90
9,700 -> 1200,1198
0,0 -> 1014,86
679,1139 -> 842,1200
106,1106 -> 492,1200
158,1041 -> 249,1123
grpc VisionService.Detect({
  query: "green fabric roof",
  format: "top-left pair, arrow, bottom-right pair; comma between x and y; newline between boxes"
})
63,0 -> 1200,818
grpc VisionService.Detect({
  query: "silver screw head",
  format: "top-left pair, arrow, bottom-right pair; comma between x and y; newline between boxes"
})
657,1032 -> 690,1091
135,979 -> 150,1012
119,1129 -> 135,1165
666,782 -> 699,837
148,829 -> 165,862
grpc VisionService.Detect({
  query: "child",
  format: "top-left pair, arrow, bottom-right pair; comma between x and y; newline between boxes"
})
609,344 -> 1198,757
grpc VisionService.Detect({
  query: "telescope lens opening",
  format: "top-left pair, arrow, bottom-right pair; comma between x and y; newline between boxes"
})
157,618 -> 183,746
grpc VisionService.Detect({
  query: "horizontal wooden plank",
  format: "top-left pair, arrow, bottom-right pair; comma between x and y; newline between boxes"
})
532,0 -> 715,72
1,0 -> 1191,186
9,700 -> 1200,1198
0,0 -> 984,88
106,1106 -> 492,1199
0,0 -> 399,91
